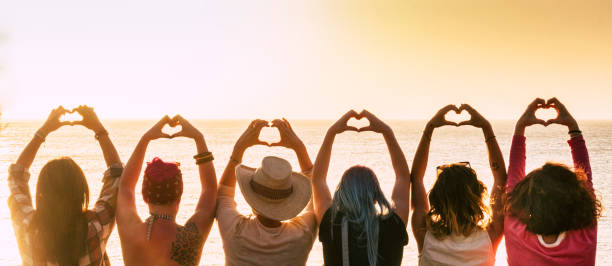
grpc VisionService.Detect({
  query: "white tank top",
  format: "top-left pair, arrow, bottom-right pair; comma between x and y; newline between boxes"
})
419,229 -> 495,266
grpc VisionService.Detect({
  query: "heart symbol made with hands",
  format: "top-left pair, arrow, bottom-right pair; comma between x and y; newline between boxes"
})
161,121 -> 183,138
347,115 -> 370,131
444,108 -> 471,125
258,125 -> 281,145
59,109 -> 84,125
535,103 -> 559,123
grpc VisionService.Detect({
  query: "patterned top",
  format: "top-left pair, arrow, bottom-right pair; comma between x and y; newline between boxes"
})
8,163 -> 123,266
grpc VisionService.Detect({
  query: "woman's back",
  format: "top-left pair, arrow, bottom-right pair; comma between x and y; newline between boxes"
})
419,229 -> 494,266
318,209 -> 408,266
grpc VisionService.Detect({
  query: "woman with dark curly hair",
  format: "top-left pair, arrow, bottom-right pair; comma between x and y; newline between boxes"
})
411,104 -> 507,266
505,98 -> 601,266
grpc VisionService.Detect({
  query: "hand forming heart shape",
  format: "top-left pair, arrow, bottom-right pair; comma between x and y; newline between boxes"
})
162,121 -> 183,138
534,104 -> 558,123
444,107 -> 470,125
331,110 -> 391,134
58,108 -> 85,125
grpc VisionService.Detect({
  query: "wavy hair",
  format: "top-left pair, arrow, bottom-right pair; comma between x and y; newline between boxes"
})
506,163 -> 601,235
426,164 -> 490,238
33,157 -> 89,265
330,166 -> 392,266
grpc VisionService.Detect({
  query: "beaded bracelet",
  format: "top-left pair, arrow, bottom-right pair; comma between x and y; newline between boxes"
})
568,130 -> 582,135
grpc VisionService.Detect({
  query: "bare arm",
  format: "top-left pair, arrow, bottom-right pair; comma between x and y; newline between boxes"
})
411,105 -> 458,251
16,107 -> 71,169
312,110 -> 359,224
458,104 -> 507,249
72,105 -> 121,167
170,115 -> 217,236
218,120 -> 269,189
117,117 -> 171,230
360,110 -> 411,225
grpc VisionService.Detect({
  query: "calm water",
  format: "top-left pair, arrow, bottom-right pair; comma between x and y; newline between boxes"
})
0,120 -> 610,266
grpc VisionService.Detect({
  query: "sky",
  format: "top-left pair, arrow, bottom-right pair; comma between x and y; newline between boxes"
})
0,0 -> 610,120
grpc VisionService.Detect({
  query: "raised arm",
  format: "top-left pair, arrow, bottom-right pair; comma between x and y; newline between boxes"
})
73,105 -> 121,167
311,110 -> 359,224
270,118 -> 313,173
458,104 -> 507,248
9,107 -> 71,253
170,115 -> 217,234
218,119 -> 269,189
546,97 -> 592,187
15,107 -> 71,169
117,116 -> 171,228
359,110 -> 411,225
410,105 -> 458,251
508,98 -> 547,191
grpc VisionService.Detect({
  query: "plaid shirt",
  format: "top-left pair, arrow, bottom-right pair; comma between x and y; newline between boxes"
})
7,163 -> 123,266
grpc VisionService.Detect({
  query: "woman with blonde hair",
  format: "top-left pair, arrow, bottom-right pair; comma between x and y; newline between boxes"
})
411,104 -> 507,266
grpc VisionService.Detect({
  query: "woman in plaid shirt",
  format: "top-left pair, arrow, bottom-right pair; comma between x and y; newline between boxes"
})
8,106 -> 123,266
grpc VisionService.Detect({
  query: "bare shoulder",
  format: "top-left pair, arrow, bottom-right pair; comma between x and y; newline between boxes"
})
170,221 -> 204,266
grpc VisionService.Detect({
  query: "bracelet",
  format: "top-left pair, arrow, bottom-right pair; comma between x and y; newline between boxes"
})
568,130 -> 582,135
196,155 -> 214,165
230,156 -> 241,164
95,129 -> 109,140
485,135 -> 496,143
193,151 -> 212,160
34,131 -> 46,142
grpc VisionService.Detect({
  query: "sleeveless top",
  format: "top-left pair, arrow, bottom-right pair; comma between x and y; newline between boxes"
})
319,209 -> 408,266
419,229 -> 494,266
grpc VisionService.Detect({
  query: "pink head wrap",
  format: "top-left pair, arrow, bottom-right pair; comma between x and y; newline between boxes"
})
142,157 -> 183,205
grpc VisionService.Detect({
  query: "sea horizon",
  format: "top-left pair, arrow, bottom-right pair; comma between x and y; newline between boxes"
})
1,120 -> 610,265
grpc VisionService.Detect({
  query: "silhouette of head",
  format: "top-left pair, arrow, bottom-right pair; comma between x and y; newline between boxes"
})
506,163 -> 601,235
427,163 -> 489,238
34,157 -> 89,264
142,157 -> 183,206
331,165 -> 392,266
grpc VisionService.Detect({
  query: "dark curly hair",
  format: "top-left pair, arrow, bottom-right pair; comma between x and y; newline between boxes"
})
426,164 -> 490,238
506,163 -> 602,235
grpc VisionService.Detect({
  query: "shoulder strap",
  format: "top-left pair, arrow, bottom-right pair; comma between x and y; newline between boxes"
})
342,216 -> 350,266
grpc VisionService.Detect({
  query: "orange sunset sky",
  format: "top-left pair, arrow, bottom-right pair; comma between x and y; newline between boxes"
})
0,0 -> 610,120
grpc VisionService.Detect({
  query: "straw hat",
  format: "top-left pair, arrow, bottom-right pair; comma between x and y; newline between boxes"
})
236,156 -> 312,221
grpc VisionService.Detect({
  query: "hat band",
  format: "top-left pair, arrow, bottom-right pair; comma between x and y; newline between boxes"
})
250,180 -> 293,200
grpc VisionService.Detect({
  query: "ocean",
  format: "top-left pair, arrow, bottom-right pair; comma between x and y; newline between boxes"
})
0,120 -> 610,265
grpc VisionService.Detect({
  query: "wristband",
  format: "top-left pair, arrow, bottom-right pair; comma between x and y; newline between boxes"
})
34,131 -> 46,142
568,130 -> 582,135
95,129 -> 109,140
193,151 -> 212,160
230,156 -> 241,164
485,135 -> 496,143
196,155 -> 214,165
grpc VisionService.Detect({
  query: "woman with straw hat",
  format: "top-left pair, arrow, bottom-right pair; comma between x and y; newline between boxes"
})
216,118 -> 317,266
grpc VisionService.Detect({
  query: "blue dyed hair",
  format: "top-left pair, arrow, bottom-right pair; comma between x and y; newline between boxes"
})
330,166 -> 392,266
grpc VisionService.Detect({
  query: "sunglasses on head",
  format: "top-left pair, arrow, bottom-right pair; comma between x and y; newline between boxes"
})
436,161 -> 471,174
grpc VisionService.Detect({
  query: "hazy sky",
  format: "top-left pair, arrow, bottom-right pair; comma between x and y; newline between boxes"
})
0,0 -> 610,120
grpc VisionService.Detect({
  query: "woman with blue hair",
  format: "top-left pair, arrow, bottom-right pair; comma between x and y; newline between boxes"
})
311,110 -> 411,266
